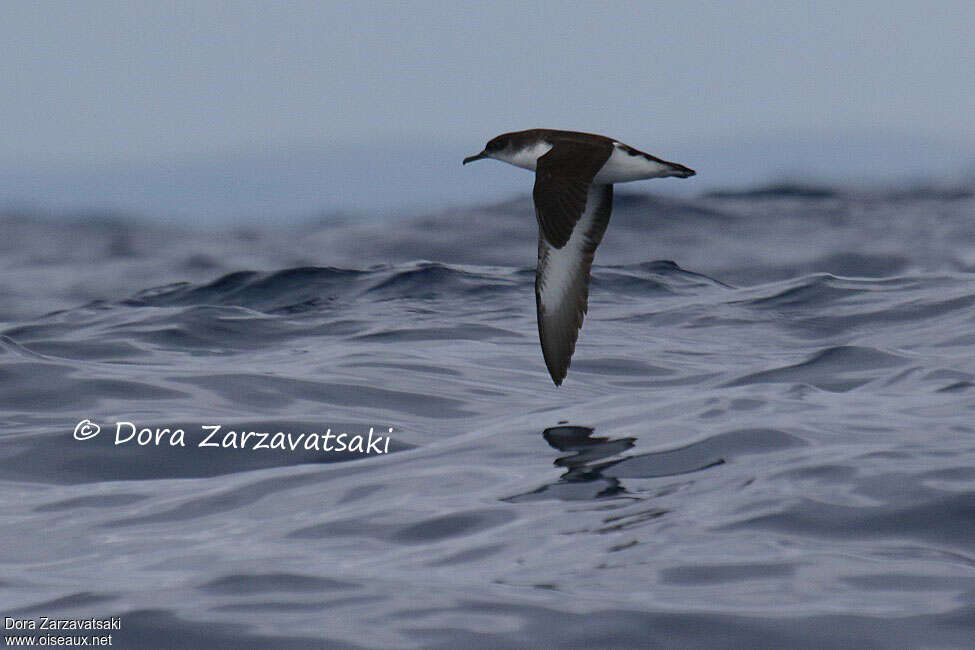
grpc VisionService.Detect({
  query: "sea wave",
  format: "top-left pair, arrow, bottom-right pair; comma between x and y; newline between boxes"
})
3,187 -> 975,647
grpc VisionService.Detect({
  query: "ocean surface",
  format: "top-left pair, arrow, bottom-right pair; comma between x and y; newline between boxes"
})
2,183 -> 975,648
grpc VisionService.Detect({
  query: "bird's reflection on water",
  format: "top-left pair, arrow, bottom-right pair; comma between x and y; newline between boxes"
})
507,425 -> 725,502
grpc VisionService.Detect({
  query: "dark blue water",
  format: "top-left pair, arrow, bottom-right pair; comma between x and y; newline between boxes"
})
2,185 -> 975,648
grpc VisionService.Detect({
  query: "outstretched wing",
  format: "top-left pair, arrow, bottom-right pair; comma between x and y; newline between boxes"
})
535,182 -> 614,385
532,140 -> 613,248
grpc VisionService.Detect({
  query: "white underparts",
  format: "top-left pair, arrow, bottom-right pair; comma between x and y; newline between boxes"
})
593,143 -> 676,183
495,142 -> 554,171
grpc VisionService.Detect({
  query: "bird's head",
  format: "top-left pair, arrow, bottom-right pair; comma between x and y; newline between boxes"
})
463,134 -> 511,165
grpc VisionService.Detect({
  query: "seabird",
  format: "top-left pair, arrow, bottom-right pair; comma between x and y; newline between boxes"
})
463,128 -> 695,385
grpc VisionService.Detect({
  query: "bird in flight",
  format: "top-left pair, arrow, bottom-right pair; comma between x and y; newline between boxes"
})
464,128 -> 695,386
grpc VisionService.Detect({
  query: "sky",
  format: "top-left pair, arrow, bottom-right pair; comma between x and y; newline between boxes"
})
2,1 -> 974,221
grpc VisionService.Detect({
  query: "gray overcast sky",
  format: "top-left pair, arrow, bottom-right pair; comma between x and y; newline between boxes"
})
4,1 -> 975,167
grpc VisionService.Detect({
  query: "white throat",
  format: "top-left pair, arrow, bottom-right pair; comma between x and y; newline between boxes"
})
494,141 -> 553,171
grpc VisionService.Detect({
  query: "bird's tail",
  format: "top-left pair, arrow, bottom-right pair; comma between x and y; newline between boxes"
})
663,160 -> 695,178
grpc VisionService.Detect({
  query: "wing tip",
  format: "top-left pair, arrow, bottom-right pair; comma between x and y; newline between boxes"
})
543,344 -> 572,386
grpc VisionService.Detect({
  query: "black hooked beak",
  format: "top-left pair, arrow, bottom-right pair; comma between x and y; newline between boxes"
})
463,151 -> 487,165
